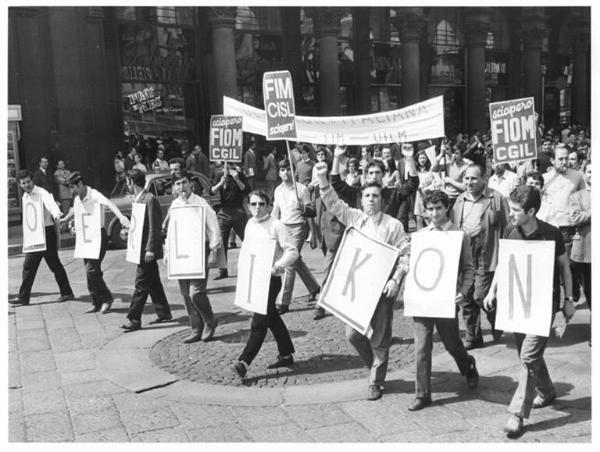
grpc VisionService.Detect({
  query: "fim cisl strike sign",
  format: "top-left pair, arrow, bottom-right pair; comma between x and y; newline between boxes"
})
209,115 -> 243,162
489,97 -> 537,165
262,70 -> 297,140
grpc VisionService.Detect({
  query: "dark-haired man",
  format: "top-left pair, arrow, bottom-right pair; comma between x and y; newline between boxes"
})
9,170 -> 74,306
32,157 -> 55,195
121,169 -> 172,331
484,185 -> 574,438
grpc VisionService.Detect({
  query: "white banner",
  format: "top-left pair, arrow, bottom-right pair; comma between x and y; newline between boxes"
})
234,238 -> 277,315
403,231 -> 463,318
223,95 -> 445,145
495,239 -> 555,337
73,197 -> 102,259
126,202 -> 146,265
22,195 -> 46,253
167,205 -> 206,279
318,227 -> 400,335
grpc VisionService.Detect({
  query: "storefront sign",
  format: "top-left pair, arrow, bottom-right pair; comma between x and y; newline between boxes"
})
167,205 -> 206,279
209,115 -> 243,162
318,227 -> 400,335
495,239 -> 555,337
127,87 -> 162,114
73,198 -> 102,259
489,97 -> 537,164
262,70 -> 297,140
234,239 -> 277,315
22,195 -> 46,253
224,95 -> 445,145
403,231 -> 463,318
125,203 -> 146,265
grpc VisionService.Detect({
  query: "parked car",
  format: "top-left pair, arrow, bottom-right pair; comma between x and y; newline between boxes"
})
105,171 -> 220,249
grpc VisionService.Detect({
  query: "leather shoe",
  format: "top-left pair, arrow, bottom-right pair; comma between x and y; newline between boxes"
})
503,415 -> 524,438
183,334 -> 202,344
267,355 -> 294,369
56,293 -> 75,303
465,356 -> 479,389
202,318 -> 218,341
148,315 -> 173,325
367,384 -> 383,401
213,270 -> 228,280
120,320 -> 141,332
85,306 -> 100,313
9,297 -> 29,305
532,392 -> 556,409
408,397 -> 431,411
313,307 -> 325,320
100,302 -> 112,314
277,305 -> 289,315
231,361 -> 247,378
464,339 -> 483,350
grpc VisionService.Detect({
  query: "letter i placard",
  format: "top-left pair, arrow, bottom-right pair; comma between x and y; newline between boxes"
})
234,239 -> 277,315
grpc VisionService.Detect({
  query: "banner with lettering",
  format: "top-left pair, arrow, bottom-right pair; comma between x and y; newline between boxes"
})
22,195 -> 46,253
495,239 -> 555,336
125,202 -> 146,265
166,205 -> 206,279
403,231 -> 463,318
223,95 -> 445,145
209,115 -> 243,162
73,197 -> 102,259
489,97 -> 537,164
318,227 -> 400,335
234,238 -> 277,315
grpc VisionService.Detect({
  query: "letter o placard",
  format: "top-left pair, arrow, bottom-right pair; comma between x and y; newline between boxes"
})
25,202 -> 38,232
413,247 -> 445,292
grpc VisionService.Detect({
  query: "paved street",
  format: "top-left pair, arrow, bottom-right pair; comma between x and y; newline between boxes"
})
7,244 -> 592,443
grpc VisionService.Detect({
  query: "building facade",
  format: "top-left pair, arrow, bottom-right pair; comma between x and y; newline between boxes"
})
8,6 -> 590,195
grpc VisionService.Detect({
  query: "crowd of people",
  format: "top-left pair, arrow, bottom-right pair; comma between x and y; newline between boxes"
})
9,121 -> 591,440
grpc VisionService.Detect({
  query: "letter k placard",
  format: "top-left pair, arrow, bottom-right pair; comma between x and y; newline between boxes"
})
342,248 -> 372,302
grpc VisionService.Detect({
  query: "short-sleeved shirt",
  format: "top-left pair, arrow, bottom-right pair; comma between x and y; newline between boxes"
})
504,219 -> 566,312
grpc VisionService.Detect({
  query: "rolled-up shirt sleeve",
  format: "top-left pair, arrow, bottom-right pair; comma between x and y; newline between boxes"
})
319,185 -> 362,228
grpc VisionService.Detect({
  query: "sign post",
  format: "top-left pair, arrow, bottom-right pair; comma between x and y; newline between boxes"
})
489,97 -> 537,165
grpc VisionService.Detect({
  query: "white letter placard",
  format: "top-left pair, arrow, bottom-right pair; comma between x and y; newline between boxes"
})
73,197 -> 102,259
22,195 -> 46,253
495,239 -> 555,337
403,230 -> 463,318
167,205 -> 206,279
126,202 -> 146,264
234,239 -> 277,315
318,227 -> 400,335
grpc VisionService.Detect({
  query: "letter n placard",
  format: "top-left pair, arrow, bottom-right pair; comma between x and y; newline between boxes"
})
403,231 -> 463,318
318,227 -> 399,335
234,239 -> 277,315
495,239 -> 555,336
22,196 -> 46,253
73,198 -> 102,259
167,205 -> 206,279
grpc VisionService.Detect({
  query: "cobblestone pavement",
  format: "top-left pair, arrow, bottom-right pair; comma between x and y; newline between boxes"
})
6,245 -> 593,443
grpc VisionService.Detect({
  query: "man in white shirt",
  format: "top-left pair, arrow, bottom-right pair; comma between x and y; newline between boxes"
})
9,170 -> 75,306
62,172 -> 130,314
168,171 -> 222,343
272,160 -> 320,314
488,161 -> 519,198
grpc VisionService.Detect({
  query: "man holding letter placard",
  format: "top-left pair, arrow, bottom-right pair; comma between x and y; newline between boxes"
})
406,190 -> 479,411
167,171 -> 221,343
62,172 -> 130,314
483,185 -> 574,439
231,190 -> 299,378
315,161 -> 410,401
9,170 -> 75,306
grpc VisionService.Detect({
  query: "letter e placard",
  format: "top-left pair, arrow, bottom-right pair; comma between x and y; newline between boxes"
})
73,198 -> 102,259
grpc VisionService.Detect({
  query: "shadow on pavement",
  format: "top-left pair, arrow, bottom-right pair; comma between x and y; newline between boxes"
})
525,398 -> 591,433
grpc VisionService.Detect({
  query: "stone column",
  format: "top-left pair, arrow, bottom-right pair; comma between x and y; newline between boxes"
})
396,8 -> 426,107
307,8 -> 343,115
465,9 -> 490,133
208,7 -> 238,112
281,7 -> 303,109
568,9 -> 590,125
520,8 -> 546,115
352,7 -> 371,114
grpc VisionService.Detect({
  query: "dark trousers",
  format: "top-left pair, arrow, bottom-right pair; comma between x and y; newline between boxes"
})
19,226 -> 72,302
127,260 -> 171,322
572,261 -> 591,308
217,207 -> 247,266
413,314 -> 473,398
83,229 -> 112,308
239,276 -> 294,365
178,244 -> 214,334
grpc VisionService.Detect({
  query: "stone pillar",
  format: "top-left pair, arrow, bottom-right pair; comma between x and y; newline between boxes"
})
520,8 -> 546,115
396,8 -> 426,107
281,8 -> 303,109
465,9 -> 490,133
307,8 -> 343,115
353,7 -> 371,114
208,7 -> 238,112
568,9 -> 590,125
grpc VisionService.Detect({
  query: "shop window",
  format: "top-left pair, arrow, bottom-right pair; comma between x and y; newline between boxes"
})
371,86 -> 401,112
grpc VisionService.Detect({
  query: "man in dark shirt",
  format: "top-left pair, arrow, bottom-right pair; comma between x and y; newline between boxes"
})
32,157 -> 55,195
484,184 -> 574,439
210,163 -> 250,280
